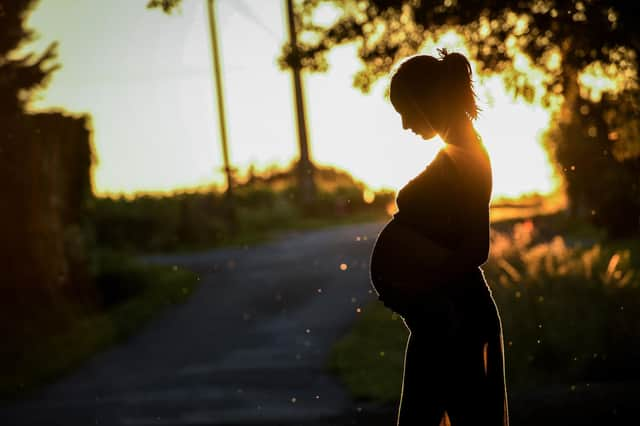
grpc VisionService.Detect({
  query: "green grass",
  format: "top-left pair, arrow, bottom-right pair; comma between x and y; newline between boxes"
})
1,255 -> 199,399
91,168 -> 395,254
327,214 -> 640,403
147,209 -> 390,255
327,301 -> 409,403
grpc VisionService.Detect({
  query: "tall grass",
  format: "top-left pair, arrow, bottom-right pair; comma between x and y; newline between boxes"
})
1,252 -> 199,399
327,215 -> 640,403
486,219 -> 640,388
91,166 -> 394,253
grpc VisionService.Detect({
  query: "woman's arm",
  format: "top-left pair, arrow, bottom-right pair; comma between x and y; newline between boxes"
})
382,219 -> 452,270
374,220 -> 451,312
450,202 -> 490,269
383,211 -> 489,275
376,220 -> 453,294
378,218 -> 488,313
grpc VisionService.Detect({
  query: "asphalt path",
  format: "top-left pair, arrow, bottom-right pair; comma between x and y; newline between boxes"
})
2,222 -> 392,426
5,220 -> 638,426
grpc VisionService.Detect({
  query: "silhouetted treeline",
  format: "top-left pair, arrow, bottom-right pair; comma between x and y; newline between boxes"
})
0,0 -> 59,118
274,0 -> 639,237
550,95 -> 640,237
91,166 -> 394,253
0,0 -> 96,337
149,0 -> 640,236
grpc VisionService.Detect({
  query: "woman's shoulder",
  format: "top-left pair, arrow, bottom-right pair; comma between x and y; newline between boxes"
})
444,143 -> 492,182
415,149 -> 451,180
398,151 -> 448,196
443,142 -> 490,166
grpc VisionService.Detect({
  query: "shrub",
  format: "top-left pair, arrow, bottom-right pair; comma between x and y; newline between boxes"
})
485,220 -> 640,387
327,216 -> 640,403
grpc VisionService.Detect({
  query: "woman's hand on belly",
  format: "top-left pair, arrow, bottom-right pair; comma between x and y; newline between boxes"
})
379,277 -> 454,320
378,276 -> 439,313
378,280 -> 417,315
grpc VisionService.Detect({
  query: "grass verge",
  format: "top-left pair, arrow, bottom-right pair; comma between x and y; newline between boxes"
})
1,254 -> 199,400
147,210 -> 390,255
327,214 -> 640,403
327,300 -> 409,403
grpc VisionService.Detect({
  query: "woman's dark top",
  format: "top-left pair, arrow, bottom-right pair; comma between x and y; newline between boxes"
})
393,142 -> 493,270
369,140 -> 493,316
389,141 -> 508,425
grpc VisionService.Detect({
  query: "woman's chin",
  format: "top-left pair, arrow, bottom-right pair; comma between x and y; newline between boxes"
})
419,131 -> 437,140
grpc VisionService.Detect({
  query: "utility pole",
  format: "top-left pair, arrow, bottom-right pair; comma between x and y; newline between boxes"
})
207,0 -> 236,223
285,0 -> 316,204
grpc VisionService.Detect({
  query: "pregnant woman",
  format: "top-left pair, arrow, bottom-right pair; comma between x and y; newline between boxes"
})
370,50 -> 509,425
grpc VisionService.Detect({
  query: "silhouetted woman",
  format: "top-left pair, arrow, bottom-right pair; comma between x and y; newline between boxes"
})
369,49 -> 509,425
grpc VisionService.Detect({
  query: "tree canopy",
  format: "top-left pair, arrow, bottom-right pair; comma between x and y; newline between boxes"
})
279,1 -> 639,156
0,0 -> 59,118
281,1 -> 638,96
147,0 -> 639,235
283,0 -> 639,235
147,0 -> 182,14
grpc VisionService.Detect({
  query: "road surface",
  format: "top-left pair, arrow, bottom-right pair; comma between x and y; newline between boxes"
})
2,222 -> 395,426
4,220 -> 638,425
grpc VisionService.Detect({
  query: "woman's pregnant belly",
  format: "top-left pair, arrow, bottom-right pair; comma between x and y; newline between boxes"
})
369,218 -> 444,301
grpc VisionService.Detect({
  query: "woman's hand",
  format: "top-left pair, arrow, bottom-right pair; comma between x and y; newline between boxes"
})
379,280 -> 434,315
379,280 -> 459,329
378,281 -> 409,310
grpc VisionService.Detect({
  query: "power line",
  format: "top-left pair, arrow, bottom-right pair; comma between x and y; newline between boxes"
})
223,0 -> 280,41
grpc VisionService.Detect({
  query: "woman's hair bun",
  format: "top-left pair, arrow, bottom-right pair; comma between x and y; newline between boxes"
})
437,48 -> 479,120
438,48 -> 471,86
389,49 -> 480,121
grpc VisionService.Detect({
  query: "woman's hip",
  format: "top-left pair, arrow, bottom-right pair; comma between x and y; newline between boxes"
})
402,271 -> 500,337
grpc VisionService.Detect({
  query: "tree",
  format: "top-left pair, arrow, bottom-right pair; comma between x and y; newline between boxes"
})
280,0 -> 640,236
0,0 -> 59,120
1,1 -> 96,335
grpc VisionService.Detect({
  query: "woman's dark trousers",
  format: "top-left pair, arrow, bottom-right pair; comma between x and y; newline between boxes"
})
397,271 -> 509,426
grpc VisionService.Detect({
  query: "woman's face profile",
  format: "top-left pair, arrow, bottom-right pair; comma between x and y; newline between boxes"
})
396,101 -> 438,141
401,112 -> 436,140
390,59 -> 442,141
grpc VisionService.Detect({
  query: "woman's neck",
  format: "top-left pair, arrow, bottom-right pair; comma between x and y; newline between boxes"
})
441,116 -> 478,149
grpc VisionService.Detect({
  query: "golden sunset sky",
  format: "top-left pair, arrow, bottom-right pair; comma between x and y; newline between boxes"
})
23,0 -> 559,199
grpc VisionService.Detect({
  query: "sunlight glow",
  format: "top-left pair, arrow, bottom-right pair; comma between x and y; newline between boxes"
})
362,189 -> 376,204
356,30 -> 562,198
26,1 -> 563,200
476,76 -> 559,197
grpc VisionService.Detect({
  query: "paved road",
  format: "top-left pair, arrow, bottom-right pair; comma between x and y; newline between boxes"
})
2,222 -> 393,426
6,220 -> 638,426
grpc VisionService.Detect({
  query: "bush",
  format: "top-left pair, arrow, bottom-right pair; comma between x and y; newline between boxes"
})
90,168 -> 394,253
486,220 -> 640,386
91,250 -> 152,307
2,253 -> 199,399
328,304 -> 408,403
327,215 -> 640,403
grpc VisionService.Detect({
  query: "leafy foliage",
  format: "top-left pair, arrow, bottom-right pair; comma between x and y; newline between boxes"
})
146,0 -> 182,14
284,0 -> 640,235
2,254 -> 199,398
0,0 -> 59,117
546,95 -> 640,238
0,2 -> 95,336
148,1 -> 640,235
328,215 -> 640,402
91,165 -> 393,253
281,1 -> 638,94
486,218 -> 640,385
